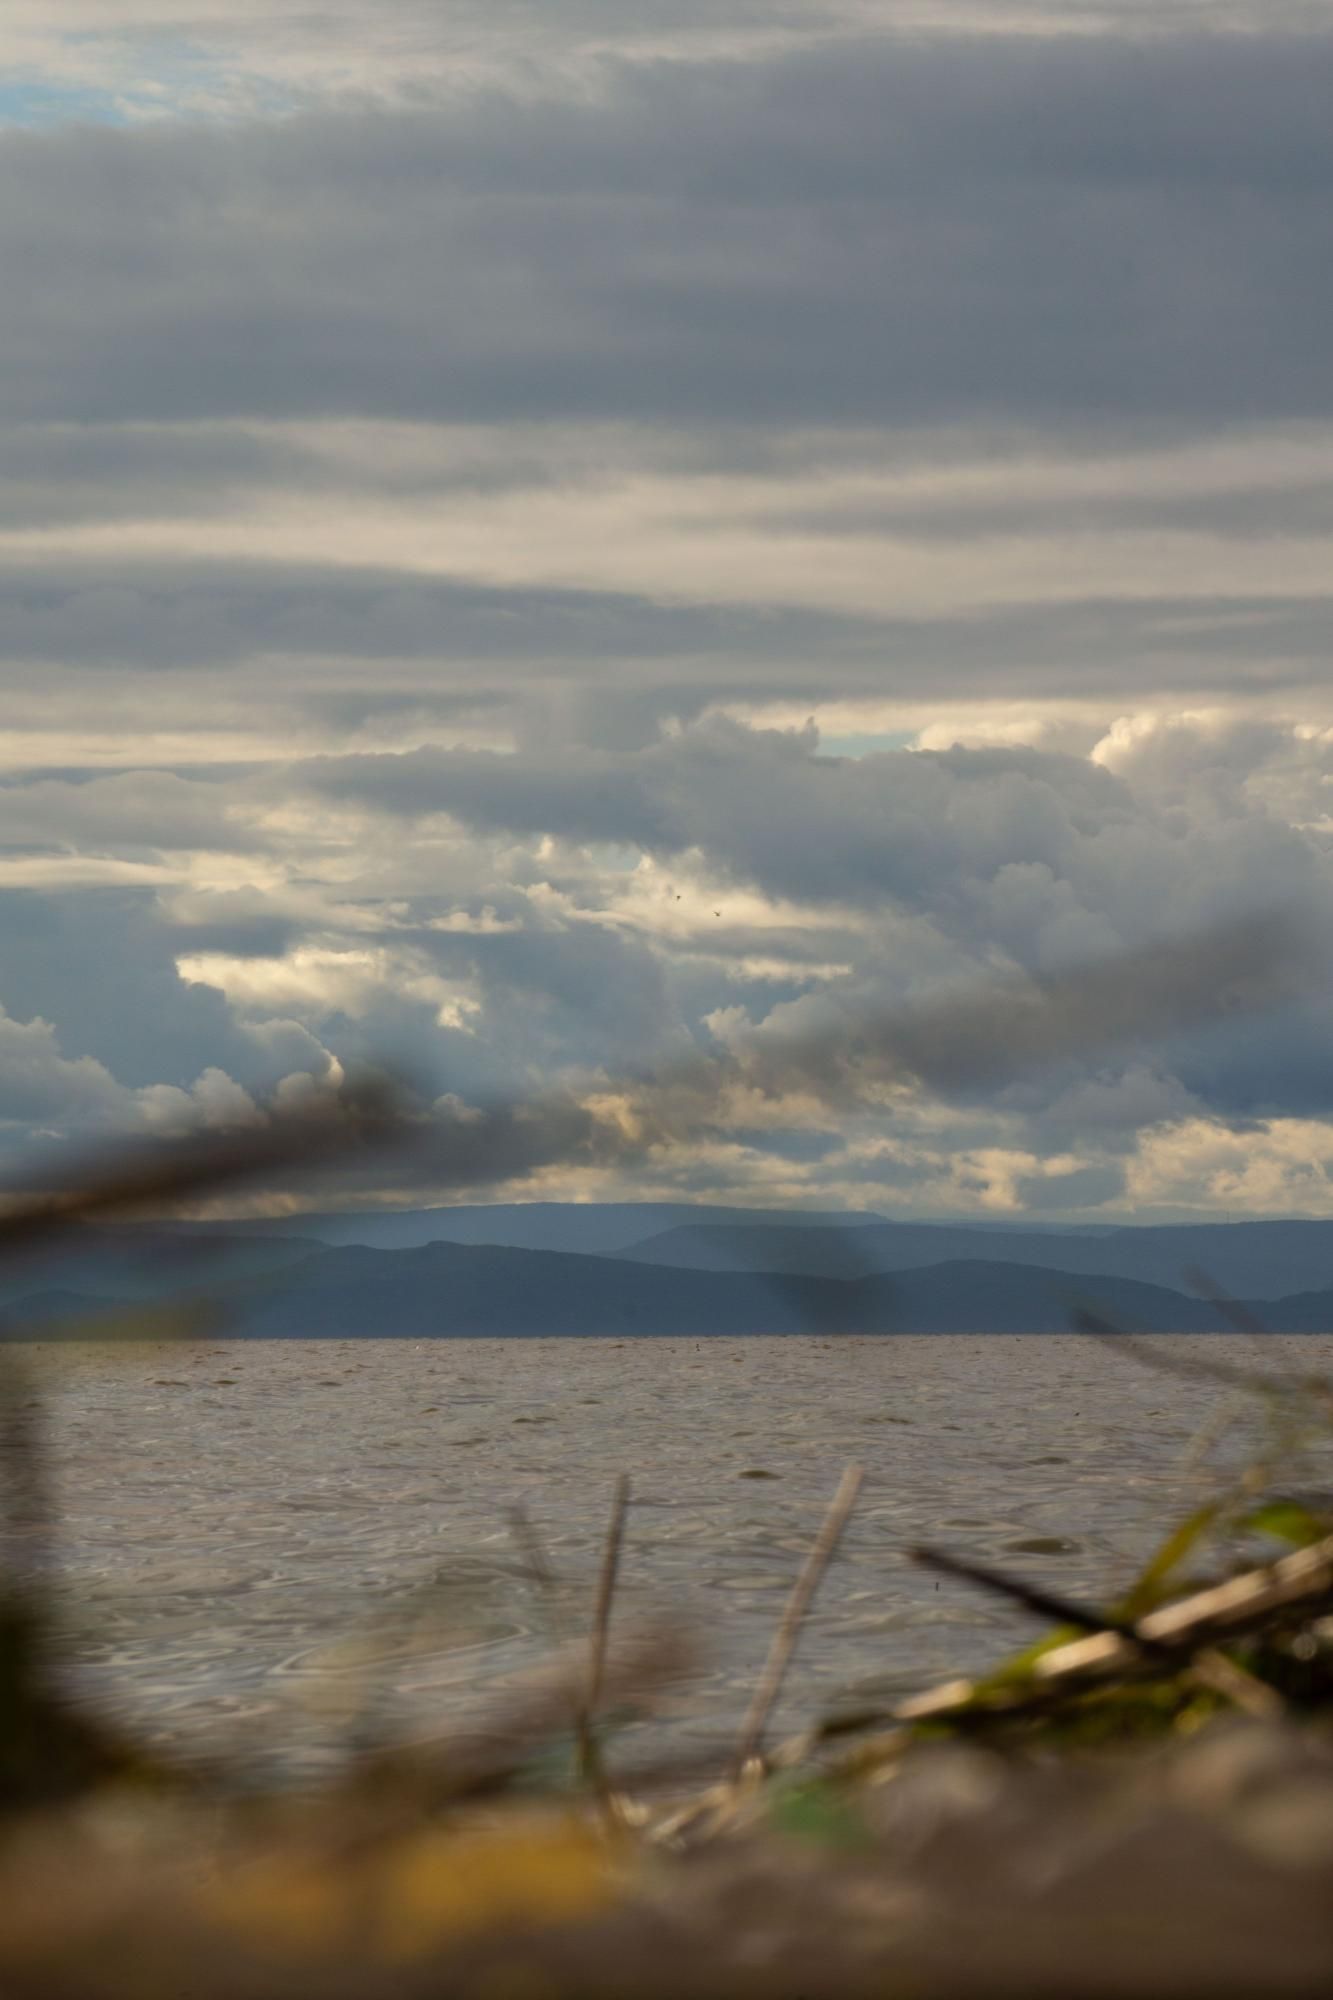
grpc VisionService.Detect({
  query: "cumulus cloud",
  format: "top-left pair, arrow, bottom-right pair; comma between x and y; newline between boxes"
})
0,888 -> 338,1098
297,717 -> 1333,950
1,701 -> 1329,1214
279,718 -> 1333,1210
136,1066 -> 264,1135
236,905 -> 1317,1211
0,1008 -> 127,1130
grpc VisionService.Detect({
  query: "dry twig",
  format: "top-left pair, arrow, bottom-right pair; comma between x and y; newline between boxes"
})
577,1475 -> 631,1793
734,1464 -> 863,1777
910,1544 -> 1155,1650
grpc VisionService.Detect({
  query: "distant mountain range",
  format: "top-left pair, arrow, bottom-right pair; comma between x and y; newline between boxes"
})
2,1204 -> 1332,1337
617,1217 -> 1333,1302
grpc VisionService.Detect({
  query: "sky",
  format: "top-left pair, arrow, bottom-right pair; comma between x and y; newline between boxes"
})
2,1 -> 1332,1222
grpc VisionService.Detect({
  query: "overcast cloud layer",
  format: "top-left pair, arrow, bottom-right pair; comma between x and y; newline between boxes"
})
2,2 -> 1332,1221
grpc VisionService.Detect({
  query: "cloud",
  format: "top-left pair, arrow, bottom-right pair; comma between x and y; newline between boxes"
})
0,694 -> 1329,1215
136,1065 -> 264,1135
0,1004 -> 277,1168
0,1007 -> 127,1129
0,555 -> 874,669
1,13 -> 1332,1218
0,0 -> 889,121
4,33 -> 1333,433
1128,1115 -> 1333,1217
282,718 -> 1333,1183
0,887 -> 331,1096
0,768 -> 255,854
298,715 -> 1333,947
218,907 -> 1322,1210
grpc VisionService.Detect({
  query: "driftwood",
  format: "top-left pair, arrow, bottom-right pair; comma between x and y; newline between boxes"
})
893,1529 -> 1333,1724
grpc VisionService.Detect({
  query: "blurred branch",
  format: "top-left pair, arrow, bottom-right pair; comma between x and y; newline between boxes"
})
0,1077 -> 411,1264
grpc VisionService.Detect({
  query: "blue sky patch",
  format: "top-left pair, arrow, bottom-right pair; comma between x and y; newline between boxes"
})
0,77 -> 134,129
0,42 -> 295,130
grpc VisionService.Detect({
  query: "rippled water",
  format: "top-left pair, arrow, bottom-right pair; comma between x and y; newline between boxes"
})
15,1334 -> 1333,1779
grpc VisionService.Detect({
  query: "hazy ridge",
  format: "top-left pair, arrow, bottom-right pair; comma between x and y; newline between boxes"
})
4,1206 -> 1333,1337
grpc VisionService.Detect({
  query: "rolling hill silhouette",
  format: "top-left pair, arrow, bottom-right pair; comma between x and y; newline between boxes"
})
4,1205 -> 1331,1338
618,1217 -> 1333,1302
8,1234 -> 1333,1339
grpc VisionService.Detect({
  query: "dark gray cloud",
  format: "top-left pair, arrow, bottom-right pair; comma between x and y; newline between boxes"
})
1014,1161 -> 1128,1212
4,559 -> 1329,725
0,422 -> 571,532
0,424 -> 306,530
3,32 -> 1333,432
849,914 -> 1331,1097
0,557 -> 879,669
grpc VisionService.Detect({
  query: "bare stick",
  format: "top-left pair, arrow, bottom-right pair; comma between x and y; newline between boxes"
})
509,1502 -> 569,1645
734,1464 -> 863,1777
577,1474 -> 631,1789
911,1543 -> 1162,1652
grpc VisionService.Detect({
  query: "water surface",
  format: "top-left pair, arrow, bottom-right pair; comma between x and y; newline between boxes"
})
18,1334 -> 1333,1777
